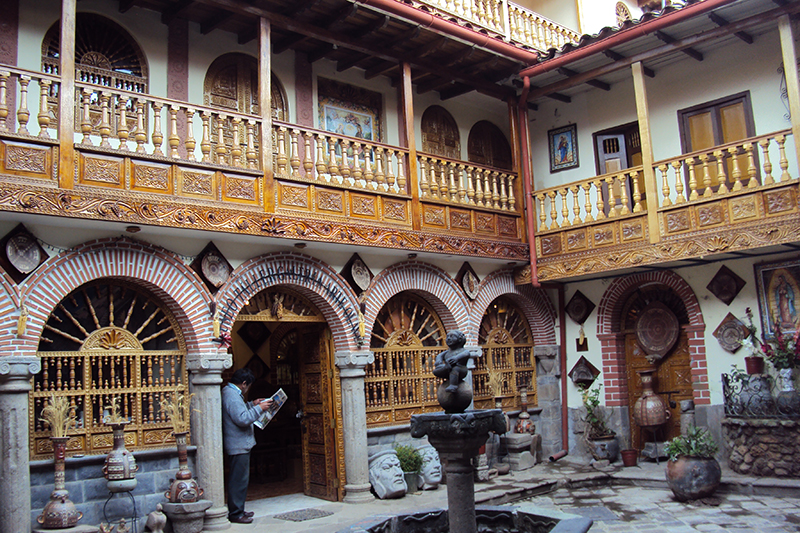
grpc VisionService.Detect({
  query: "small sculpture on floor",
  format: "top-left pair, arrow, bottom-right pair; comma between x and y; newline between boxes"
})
417,445 -> 442,490
368,449 -> 407,499
145,503 -> 167,533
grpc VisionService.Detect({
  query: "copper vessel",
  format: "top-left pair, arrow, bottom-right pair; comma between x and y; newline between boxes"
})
633,368 -> 669,429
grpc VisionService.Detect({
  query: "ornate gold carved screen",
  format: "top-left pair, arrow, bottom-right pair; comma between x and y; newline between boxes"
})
30,280 -> 188,460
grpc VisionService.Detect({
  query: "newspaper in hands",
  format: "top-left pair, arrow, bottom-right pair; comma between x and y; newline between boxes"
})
254,388 -> 288,429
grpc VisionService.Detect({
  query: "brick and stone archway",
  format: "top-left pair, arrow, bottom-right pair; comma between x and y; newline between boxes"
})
216,252 -> 361,352
469,268 -> 557,345
363,260 -> 470,341
596,270 -> 708,409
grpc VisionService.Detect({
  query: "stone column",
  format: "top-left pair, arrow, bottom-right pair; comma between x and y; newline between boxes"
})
335,350 -> 375,503
534,345 -> 561,458
188,351 -> 231,530
0,356 -> 41,533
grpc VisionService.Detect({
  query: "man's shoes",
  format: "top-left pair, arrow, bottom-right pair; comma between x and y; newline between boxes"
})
230,514 -> 253,524
243,511 -> 255,518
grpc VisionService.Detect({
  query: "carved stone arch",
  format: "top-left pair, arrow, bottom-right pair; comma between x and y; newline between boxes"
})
203,52 -> 288,119
468,120 -> 513,170
421,105 -> 460,159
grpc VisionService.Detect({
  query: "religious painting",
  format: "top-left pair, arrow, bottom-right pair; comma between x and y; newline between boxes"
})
755,257 -> 800,340
318,77 -> 383,142
548,124 -> 579,172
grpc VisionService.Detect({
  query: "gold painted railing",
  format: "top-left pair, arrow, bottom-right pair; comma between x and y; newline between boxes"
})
418,152 -> 519,212
272,120 -> 409,195
472,344 -> 536,411
0,67 -> 60,139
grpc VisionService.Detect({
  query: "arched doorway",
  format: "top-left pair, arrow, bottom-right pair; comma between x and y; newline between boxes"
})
468,121 -> 513,170
228,287 -> 341,501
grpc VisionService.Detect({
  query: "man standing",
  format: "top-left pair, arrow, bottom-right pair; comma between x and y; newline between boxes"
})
222,368 -> 273,524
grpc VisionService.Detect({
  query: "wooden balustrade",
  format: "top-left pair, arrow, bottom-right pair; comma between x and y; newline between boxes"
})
272,120 -> 409,195
418,153 -> 518,212
654,129 -> 796,207
0,67 -> 60,139
507,3 -> 580,51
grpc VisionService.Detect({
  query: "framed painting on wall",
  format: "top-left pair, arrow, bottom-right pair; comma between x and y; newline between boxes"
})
318,77 -> 383,142
548,124 -> 579,172
755,257 -> 800,340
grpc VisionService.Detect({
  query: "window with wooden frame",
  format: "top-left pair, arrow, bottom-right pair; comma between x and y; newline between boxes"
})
593,121 -> 644,215
678,91 -> 756,193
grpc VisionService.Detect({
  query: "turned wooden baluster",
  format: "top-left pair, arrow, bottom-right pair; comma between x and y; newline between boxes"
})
714,151 -> 728,194
37,79 -> 51,138
151,102 -> 164,156
185,109 -> 196,161
200,112 -> 211,162
386,150 -> 397,192
315,134 -> 327,180
98,92 -> 112,147
474,168 -> 483,206
619,173 -> 630,215
16,75 -> 30,135
484,169 -> 493,207
303,132 -> 314,179
776,134 -> 791,181
445,162 -> 456,202
231,117 -> 243,167
571,185 -> 582,223
289,130 -> 301,177
215,114 -> 227,164
686,157 -> 699,200
759,138 -> 774,185
352,143 -> 363,187
536,193 -> 547,231
429,159 -> 441,199
134,99 -> 146,153
328,139 -> 341,183
508,174 -> 516,211
582,183 -> 594,222
500,172 -> 509,210
559,188 -> 570,226
699,154 -> 713,197
605,176 -> 617,218
744,142 -> 758,188
631,171 -> 642,213
375,147 -> 386,190
80,89 -> 93,145
547,190 -> 559,229
0,72 -> 8,132
418,157 -> 430,198
594,180 -> 606,220
116,95 -> 130,149
467,167 -> 476,205
727,147 -> 742,191
659,164 -> 671,207
397,153 -> 406,192
672,161 -> 685,203
168,105 -> 180,158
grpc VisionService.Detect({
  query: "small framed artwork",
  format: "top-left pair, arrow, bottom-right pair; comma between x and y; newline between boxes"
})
755,257 -> 800,340
548,124 -> 579,172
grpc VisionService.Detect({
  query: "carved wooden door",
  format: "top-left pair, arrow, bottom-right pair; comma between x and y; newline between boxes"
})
626,331 -> 692,448
421,105 -> 460,159
468,121 -> 512,170
299,326 -> 338,500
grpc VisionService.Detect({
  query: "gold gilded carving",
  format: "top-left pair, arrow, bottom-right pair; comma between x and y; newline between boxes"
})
498,216 -> 517,236
514,264 -> 531,285
133,165 -> 169,190
281,185 -> 308,207
82,327 -> 142,350
697,203 -> 724,227
383,199 -> 406,221
366,411 -> 391,424
540,235 -> 561,256
566,230 -> 586,251
6,145 -> 47,174
765,189 -> 794,214
306,373 -> 321,403
317,190 -> 343,212
476,213 -> 494,232
665,210 -> 690,233
593,226 -> 615,246
182,171 -> 213,196
226,176 -> 256,201
730,196 -> 757,220
144,429 -> 174,444
424,205 -> 446,226
93,434 -> 114,449
450,210 -> 471,229
351,195 -> 376,216
84,157 -> 121,185
621,221 -> 643,241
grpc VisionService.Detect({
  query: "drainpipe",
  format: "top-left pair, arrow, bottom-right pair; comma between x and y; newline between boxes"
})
518,76 -> 539,287
519,0 -> 738,78
558,282 -> 569,458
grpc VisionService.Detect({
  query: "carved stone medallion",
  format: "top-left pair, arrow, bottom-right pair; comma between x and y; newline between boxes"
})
351,258 -> 371,291
201,251 -> 231,287
713,313 -> 748,353
6,233 -> 42,274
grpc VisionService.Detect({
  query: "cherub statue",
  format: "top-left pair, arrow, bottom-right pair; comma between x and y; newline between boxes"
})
433,330 -> 470,393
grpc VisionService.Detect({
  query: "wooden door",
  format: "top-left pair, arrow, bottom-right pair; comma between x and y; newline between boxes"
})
299,326 -> 338,500
626,331 -> 693,448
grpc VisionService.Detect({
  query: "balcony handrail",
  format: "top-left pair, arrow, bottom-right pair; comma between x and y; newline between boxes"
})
653,128 -> 794,167
534,164 -> 644,198
273,119 -> 409,156
0,65 -> 61,84
506,2 -> 581,49
416,149 -> 517,175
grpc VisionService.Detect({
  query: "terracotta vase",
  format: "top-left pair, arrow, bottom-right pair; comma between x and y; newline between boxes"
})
103,422 -> 138,493
633,368 -> 669,429
744,356 -> 765,375
621,449 -> 638,467
665,456 -> 721,501
515,387 -> 534,434
38,436 -> 83,529
166,431 -> 204,503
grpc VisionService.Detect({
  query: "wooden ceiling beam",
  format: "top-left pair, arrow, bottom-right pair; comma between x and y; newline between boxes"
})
307,43 -> 335,63
654,30 -> 704,61
337,53 -> 371,72
708,12 -> 753,44
349,15 -> 389,41
282,0 -> 319,17
440,83 -> 475,100
365,60 -> 397,79
557,67 -> 611,91
201,10 -> 235,34
274,33 -> 308,54
119,0 -> 136,13
604,50 -> 655,77
161,0 -> 195,24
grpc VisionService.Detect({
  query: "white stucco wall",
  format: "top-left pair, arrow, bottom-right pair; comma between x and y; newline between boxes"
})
576,0 -> 644,36
515,0 -> 581,34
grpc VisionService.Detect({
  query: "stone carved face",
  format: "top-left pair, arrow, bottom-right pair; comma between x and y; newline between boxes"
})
368,451 -> 407,499
417,446 -> 441,490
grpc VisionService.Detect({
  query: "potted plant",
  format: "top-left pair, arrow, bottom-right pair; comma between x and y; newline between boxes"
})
580,383 -> 619,462
740,308 -> 765,375
664,425 -> 721,501
394,443 -> 423,493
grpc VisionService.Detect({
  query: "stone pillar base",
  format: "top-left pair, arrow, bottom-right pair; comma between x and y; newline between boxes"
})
343,482 -> 375,503
502,433 -> 536,471
203,505 -> 231,530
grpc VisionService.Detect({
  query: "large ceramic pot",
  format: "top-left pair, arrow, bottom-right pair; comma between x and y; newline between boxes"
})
738,374 -> 775,417
38,437 -> 83,529
776,367 -> 800,415
166,431 -> 204,503
515,387 -> 534,434
587,435 -> 619,463
103,422 -> 138,493
665,456 -> 721,501
633,367 -> 669,429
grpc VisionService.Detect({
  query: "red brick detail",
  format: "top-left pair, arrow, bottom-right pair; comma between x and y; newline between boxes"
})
0,270 -> 21,350
470,268 -> 556,345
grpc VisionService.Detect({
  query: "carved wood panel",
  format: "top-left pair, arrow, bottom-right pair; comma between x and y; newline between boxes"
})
467,120 -> 512,170
421,105 -> 460,160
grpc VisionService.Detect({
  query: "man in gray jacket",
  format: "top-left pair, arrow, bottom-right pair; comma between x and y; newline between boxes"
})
222,368 -> 273,524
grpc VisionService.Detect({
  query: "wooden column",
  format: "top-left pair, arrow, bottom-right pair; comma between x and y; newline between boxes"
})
631,61 -> 660,243
259,17 -> 274,212
400,62 -> 420,230
779,14 -> 800,176
58,0 -> 76,189
167,18 -> 189,158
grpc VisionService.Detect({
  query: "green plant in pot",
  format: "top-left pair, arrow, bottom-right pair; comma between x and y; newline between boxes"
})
394,443 -> 423,493
580,383 -> 619,462
664,425 -> 721,502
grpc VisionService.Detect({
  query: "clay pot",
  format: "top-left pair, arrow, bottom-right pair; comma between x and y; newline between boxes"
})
103,422 -> 138,493
166,432 -> 204,503
665,456 -> 721,501
745,356 -> 765,375
403,472 -> 418,493
38,437 -> 83,529
621,449 -> 638,467
633,368 -> 669,429
515,387 -> 534,434
587,435 -> 619,462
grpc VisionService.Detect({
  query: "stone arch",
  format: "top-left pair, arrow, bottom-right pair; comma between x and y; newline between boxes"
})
19,238 -> 213,355
364,261 -> 469,342
215,252 -> 360,352
596,270 -> 708,406
470,268 -> 556,345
